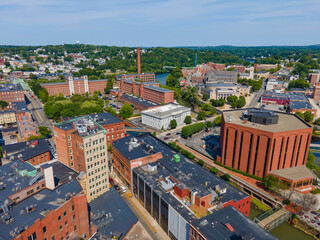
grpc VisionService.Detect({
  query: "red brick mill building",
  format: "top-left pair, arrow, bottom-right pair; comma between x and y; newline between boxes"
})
217,109 -> 314,189
41,76 -> 108,96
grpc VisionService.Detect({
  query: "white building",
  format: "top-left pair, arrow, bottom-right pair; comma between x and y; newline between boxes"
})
141,104 -> 191,130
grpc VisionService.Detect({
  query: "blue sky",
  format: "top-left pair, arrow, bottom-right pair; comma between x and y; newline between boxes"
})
0,0 -> 319,47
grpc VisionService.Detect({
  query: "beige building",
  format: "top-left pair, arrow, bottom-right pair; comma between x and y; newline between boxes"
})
0,111 -> 16,124
201,83 -> 251,100
54,116 -> 109,202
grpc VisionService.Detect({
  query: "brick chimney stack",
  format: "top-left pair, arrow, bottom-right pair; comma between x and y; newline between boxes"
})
137,47 -> 141,74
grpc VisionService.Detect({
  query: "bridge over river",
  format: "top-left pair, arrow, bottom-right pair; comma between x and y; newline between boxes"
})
255,208 -> 292,231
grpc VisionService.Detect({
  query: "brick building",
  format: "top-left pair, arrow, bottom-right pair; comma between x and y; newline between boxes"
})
41,76 -> 108,96
119,94 -> 161,111
313,82 -> 320,100
2,138 -> 51,166
254,64 -> 278,72
112,133 -> 274,240
115,73 -> 155,83
0,83 -> 25,109
204,70 -> 237,84
54,116 -> 109,202
0,160 -> 90,240
218,109 -> 313,178
119,79 -> 174,104
308,73 -> 319,86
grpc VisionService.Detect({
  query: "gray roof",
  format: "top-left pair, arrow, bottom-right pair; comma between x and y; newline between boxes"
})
12,102 -> 29,112
270,165 -> 313,181
114,133 -> 248,222
121,94 -> 160,108
89,188 -> 138,239
142,103 -> 191,119
144,85 -> 174,93
192,206 -> 278,240
3,138 -> 50,162
289,101 -> 314,110
0,83 -> 23,92
0,179 -> 83,240
89,112 -> 123,126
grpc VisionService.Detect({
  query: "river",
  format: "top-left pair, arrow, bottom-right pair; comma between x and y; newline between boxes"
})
155,73 -> 169,85
250,205 -> 313,240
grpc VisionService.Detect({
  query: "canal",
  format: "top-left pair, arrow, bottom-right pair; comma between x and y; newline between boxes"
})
155,73 -> 169,85
250,205 -> 313,240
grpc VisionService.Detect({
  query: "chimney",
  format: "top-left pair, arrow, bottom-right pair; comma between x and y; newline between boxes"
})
44,166 -> 55,190
137,47 -> 141,74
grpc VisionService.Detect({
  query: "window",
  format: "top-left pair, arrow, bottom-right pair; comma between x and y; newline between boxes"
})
27,189 -> 34,196
68,135 -> 71,141
68,142 -> 72,147
72,204 -> 75,211
52,236 -> 55,240
74,226 -> 77,231
28,232 -> 37,240
43,226 -> 47,233
58,215 -> 61,221
65,221 -> 68,226
59,225 -> 62,231
64,211 -> 67,216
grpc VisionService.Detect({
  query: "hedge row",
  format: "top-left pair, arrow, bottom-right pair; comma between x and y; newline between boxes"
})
214,161 -> 263,181
169,142 -> 195,160
182,122 -> 206,138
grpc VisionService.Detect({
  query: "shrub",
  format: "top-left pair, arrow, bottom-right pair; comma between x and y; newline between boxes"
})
213,115 -> 222,125
221,174 -> 231,181
283,199 -> 290,205
206,121 -> 213,128
197,111 -> 206,120
198,160 -> 204,166
184,116 -> 192,124
311,188 -> 320,194
210,167 -> 219,174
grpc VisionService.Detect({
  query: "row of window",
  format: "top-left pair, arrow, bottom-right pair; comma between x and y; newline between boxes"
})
86,145 -> 105,155
106,126 -> 124,133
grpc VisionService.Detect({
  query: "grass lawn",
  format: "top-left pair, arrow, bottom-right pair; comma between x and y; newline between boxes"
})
251,198 -> 271,212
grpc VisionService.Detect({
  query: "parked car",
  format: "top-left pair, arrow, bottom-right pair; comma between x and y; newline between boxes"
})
109,178 -> 114,184
305,215 -> 309,218
120,186 -> 127,193
166,133 -> 171,136
114,184 -> 120,191
164,137 -> 168,140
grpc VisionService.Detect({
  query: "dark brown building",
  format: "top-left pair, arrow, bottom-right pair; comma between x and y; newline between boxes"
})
217,109 -> 313,178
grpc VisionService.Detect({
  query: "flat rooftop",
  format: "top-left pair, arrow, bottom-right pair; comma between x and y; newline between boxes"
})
270,165 -> 313,181
0,83 -> 23,91
144,85 -> 174,93
289,100 -> 314,110
89,112 -> 123,126
0,179 -> 83,240
121,94 -> 160,108
192,205 -> 277,240
55,116 -> 106,137
89,188 -> 138,239
223,108 -> 311,132
114,133 -> 247,221
142,103 -> 190,119
3,138 -> 50,162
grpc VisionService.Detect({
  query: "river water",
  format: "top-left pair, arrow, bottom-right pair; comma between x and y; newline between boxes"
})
250,205 -> 313,240
155,73 -> 169,85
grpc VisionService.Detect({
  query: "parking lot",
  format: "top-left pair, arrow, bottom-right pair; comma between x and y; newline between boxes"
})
178,127 -> 220,159
297,210 -> 320,231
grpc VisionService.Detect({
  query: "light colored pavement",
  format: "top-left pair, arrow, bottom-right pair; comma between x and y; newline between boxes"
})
111,174 -> 170,240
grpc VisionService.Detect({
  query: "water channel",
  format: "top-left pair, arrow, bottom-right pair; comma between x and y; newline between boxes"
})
250,205 -> 313,240
155,73 -> 169,85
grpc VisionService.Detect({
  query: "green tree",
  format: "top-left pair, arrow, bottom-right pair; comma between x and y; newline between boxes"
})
119,103 -> 133,119
0,100 -> 8,109
198,160 -> 204,166
27,135 -> 45,141
221,174 -> 231,181
104,77 -> 114,94
203,94 -> 209,101
152,131 -> 156,136
184,116 -> 192,124
314,118 -> 320,125
38,88 -> 49,102
182,122 -> 206,138
210,167 -> 219,174
206,121 -> 213,128
211,99 -> 226,107
236,96 -> 246,108
304,111 -> 314,122
197,111 -> 206,120
202,103 -> 212,111
170,119 -> 177,129
227,95 -> 238,103
295,111 -> 305,120
213,115 -> 222,125
38,126 -> 51,136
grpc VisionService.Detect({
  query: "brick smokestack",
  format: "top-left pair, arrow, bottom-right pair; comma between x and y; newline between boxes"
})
137,47 -> 141,74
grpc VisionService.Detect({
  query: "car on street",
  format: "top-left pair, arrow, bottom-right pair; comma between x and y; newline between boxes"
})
10,135 -> 16,139
166,133 -> 171,136
109,178 -> 114,184
164,137 -> 169,140
114,184 -> 120,191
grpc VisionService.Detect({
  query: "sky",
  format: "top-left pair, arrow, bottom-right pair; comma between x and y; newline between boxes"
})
0,0 -> 319,47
